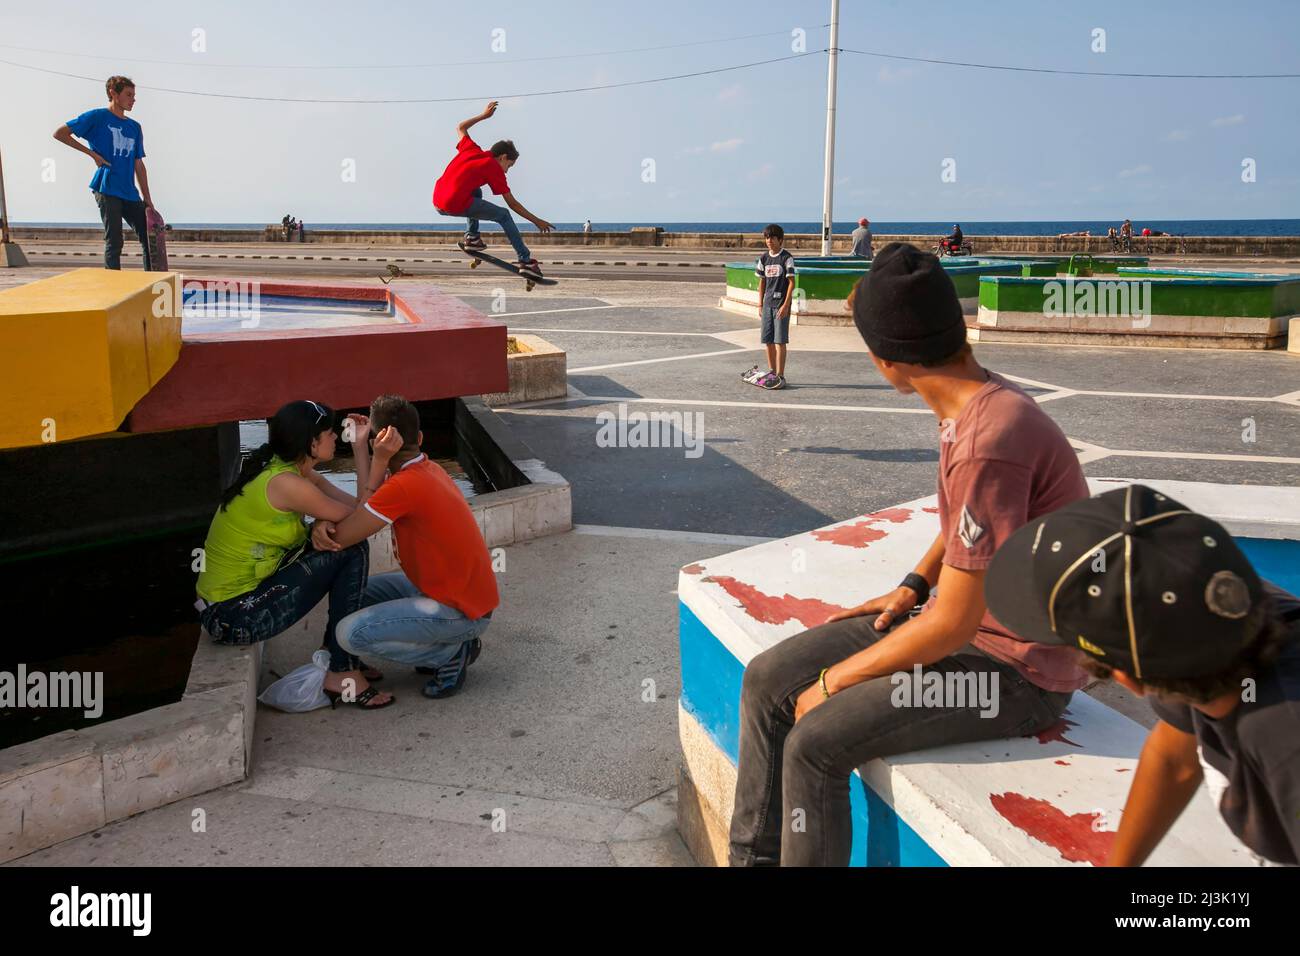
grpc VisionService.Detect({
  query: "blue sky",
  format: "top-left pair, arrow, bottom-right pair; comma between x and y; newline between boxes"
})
2,0 -> 1297,224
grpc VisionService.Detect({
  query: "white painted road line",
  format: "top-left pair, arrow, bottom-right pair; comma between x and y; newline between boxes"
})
510,325 -> 719,336
569,348 -> 757,373
573,524 -> 775,546
502,395 -> 933,415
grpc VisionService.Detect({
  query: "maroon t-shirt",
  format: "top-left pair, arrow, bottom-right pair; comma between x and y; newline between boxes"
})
936,371 -> 1090,692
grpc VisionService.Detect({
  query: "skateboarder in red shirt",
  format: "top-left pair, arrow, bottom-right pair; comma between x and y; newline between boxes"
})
433,101 -> 553,280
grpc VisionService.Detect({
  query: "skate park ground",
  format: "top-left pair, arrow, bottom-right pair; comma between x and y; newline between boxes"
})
6,264 -> 1299,866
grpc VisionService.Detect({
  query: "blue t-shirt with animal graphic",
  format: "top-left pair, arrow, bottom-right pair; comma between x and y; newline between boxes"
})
66,108 -> 145,202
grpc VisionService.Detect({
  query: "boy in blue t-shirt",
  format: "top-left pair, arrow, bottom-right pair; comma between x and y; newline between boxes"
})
54,75 -> 158,271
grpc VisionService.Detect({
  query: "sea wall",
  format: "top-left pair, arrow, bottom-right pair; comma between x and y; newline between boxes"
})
12,226 -> 1300,257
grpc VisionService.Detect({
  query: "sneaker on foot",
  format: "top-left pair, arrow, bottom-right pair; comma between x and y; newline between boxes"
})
462,235 -> 487,251
415,637 -> 481,676
755,371 -> 780,389
517,258 -> 544,279
422,644 -> 469,699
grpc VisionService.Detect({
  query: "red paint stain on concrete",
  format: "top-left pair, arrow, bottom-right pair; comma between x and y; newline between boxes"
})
811,507 -> 913,549
1115,768 -> 1131,773
922,506 -> 941,514
1030,716 -> 1082,748
682,563 -> 706,575
989,792 -> 1115,866
703,576 -> 850,628
1054,760 -> 1071,766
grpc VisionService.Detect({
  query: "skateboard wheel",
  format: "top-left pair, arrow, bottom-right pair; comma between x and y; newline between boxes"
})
470,258 -> 480,268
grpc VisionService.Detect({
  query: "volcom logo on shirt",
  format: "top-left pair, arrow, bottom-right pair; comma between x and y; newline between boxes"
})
958,505 -> 985,549
764,263 -> 782,277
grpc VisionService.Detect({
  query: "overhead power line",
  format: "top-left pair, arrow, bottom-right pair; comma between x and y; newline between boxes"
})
839,47 -> 1300,79
0,27 -> 826,70
0,51 -> 823,103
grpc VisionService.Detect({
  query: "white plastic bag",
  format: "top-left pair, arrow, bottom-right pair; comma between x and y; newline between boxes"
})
258,649 -> 331,713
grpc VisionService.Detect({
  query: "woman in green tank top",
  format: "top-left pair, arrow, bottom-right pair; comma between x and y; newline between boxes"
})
196,400 -> 394,709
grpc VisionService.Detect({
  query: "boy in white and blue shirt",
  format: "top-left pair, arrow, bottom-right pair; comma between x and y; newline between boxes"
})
753,223 -> 796,389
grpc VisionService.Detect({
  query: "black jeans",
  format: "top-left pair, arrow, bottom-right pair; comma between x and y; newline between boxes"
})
94,191 -> 151,271
728,615 -> 1072,867
199,541 -> 370,672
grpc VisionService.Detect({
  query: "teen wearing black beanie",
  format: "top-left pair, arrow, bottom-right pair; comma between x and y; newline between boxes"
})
729,241 -> 1092,866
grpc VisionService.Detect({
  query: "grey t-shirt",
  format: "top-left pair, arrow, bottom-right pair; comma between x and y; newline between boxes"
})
755,250 -> 796,307
850,226 -> 873,258
1148,582 -> 1300,865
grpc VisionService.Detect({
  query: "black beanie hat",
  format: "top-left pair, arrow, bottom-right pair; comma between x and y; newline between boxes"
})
852,242 -> 967,364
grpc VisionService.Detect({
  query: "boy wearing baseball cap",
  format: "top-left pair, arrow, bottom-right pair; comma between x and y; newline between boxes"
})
985,483 -> 1300,866
729,242 -> 1091,866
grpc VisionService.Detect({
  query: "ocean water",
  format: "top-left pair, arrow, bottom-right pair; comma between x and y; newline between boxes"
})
19,219 -> 1300,237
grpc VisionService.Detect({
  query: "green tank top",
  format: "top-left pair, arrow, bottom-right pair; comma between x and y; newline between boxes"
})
196,456 -> 310,603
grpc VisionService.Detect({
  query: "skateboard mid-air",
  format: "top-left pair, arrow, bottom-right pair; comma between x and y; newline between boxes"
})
458,241 -> 556,291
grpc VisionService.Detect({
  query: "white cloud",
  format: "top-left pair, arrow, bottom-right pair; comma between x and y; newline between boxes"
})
877,65 -> 915,84
1165,130 -> 1189,142
683,137 -> 745,155
1118,164 -> 1152,178
747,163 -> 774,182
1211,114 -> 1245,127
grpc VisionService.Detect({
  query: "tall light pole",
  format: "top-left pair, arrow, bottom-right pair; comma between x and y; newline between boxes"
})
819,0 -> 840,256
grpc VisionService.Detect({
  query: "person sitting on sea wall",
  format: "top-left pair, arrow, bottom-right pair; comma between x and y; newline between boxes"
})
728,243 -> 1090,866
849,217 -> 873,258
316,395 -> 500,700
195,400 -> 395,710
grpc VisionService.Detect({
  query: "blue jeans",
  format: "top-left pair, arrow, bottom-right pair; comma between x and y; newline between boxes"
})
459,187 -> 531,262
335,571 -> 492,668
199,541 -> 370,673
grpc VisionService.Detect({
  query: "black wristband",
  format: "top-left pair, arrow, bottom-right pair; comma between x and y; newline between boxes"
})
899,572 -> 930,607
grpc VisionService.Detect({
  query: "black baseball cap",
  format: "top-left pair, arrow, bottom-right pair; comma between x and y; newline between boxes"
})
985,484 -> 1265,681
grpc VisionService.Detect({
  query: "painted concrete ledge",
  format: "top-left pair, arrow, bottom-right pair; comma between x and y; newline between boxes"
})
1,624 -> 260,862
482,333 -> 568,407
974,309 -> 1287,350
677,478 -> 1300,866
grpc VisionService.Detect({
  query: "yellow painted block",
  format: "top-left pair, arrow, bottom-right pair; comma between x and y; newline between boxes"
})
0,269 -> 181,449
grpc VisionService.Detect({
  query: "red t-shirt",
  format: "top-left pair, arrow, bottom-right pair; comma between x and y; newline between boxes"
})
936,372 -> 1090,692
432,135 -> 510,215
364,455 -> 499,620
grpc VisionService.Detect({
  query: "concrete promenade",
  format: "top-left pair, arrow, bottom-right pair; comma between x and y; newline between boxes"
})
5,263 -> 1299,866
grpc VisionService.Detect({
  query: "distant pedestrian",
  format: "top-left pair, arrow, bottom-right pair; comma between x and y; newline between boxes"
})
849,217 -> 873,258
584,218 -> 592,245
298,220 -> 306,242
53,75 -> 158,271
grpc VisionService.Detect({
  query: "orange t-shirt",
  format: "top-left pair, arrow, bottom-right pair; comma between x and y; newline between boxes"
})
364,455 -> 498,620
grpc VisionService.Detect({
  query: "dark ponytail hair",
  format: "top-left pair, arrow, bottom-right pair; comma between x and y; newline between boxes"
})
220,400 -> 336,509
